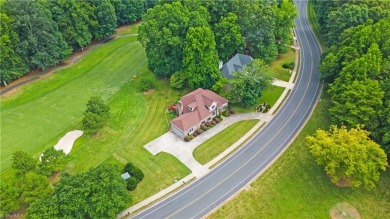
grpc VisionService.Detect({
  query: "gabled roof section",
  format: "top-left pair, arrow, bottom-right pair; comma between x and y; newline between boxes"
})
171,112 -> 199,131
220,53 -> 253,79
172,88 -> 229,131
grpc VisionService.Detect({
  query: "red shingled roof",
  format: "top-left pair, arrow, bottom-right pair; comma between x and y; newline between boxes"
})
171,88 -> 228,131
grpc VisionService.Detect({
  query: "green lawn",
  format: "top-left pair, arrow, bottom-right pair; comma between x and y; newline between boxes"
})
1,37 -> 143,174
269,49 -> 295,82
0,34 -> 191,204
210,90 -> 390,218
231,85 -> 285,114
193,120 -> 259,165
115,22 -> 141,36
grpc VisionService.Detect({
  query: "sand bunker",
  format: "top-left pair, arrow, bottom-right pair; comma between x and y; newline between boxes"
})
54,130 -> 83,154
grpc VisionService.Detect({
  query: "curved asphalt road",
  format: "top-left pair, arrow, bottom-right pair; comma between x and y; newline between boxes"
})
133,0 -> 322,218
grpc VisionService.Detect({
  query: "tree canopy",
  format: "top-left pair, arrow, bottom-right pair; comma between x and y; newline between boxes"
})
21,172 -> 51,204
213,12 -> 245,62
0,182 -> 20,216
139,0 -> 297,88
315,0 -> 390,156
307,126 -> 388,189
39,148 -> 67,176
4,0 -> 71,71
27,164 -> 131,218
0,12 -> 28,84
138,1 -> 191,77
227,59 -> 273,107
0,0 -> 148,84
183,26 -> 221,89
11,151 -> 36,176
82,96 -> 110,134
87,0 -> 117,40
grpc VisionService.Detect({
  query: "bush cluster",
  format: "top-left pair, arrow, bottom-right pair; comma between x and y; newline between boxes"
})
123,162 -> 144,191
223,110 -> 229,117
139,78 -> 155,92
184,134 -> 195,142
213,117 -> 222,123
282,62 -> 294,70
196,129 -> 204,134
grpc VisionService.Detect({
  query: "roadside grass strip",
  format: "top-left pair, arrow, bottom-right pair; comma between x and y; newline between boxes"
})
193,120 -> 259,165
210,92 -> 390,219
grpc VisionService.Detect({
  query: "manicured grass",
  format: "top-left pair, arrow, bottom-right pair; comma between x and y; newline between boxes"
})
269,49 -> 295,82
1,36 -> 143,174
210,90 -> 390,218
65,72 -> 191,204
307,0 -> 326,49
116,22 -> 141,36
193,120 -> 259,165
231,85 -> 285,114
258,86 -> 285,108
0,34 -> 191,205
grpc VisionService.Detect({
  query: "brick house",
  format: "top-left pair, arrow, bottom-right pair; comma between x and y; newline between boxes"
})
171,88 -> 228,138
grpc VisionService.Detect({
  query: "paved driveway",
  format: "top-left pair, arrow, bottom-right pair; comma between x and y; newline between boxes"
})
144,112 -> 274,177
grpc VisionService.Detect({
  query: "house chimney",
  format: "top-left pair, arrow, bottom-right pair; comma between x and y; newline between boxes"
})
177,101 -> 183,115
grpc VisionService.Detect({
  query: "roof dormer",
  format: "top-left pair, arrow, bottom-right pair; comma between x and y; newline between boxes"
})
188,102 -> 197,112
208,102 -> 217,111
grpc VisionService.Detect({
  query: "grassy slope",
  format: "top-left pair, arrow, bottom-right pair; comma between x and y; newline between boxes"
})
269,49 -> 295,82
307,0 -> 326,49
210,92 -> 390,218
115,22 -> 141,36
193,120 -> 259,165
1,37 -> 143,172
65,72 -> 191,203
0,34 -> 190,204
232,85 -> 285,114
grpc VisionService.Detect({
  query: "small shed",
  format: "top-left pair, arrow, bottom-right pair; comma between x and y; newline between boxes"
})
121,172 -> 131,180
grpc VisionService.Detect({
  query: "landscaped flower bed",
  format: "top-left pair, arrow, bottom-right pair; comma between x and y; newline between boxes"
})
184,116 -> 224,141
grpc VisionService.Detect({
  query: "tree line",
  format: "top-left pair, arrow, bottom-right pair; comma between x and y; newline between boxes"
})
0,0 -> 156,85
138,0 -> 296,90
0,150 -> 130,218
306,0 -> 390,189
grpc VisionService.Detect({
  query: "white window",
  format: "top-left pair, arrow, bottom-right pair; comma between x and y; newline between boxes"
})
188,127 -> 194,133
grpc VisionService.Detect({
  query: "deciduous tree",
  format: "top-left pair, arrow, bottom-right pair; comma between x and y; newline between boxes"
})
138,1 -> 190,77
4,0 -> 71,70
325,4 -> 369,45
54,164 -> 131,218
231,0 -> 278,62
307,125 -> 388,189
39,148 -> 67,176
183,26 -> 221,89
82,96 -> 110,134
88,0 -> 117,40
0,182 -> 19,216
0,13 -> 28,84
26,195 -> 58,219
213,12 -> 245,61
329,78 -> 384,130
228,59 -> 273,107
21,172 -> 51,204
11,151 -> 36,176
274,0 -> 297,53
45,0 -> 96,50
